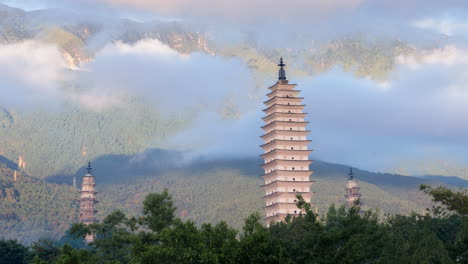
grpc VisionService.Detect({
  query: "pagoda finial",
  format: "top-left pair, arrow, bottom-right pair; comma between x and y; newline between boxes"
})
348,167 -> 354,180
278,57 -> 287,81
86,161 -> 92,174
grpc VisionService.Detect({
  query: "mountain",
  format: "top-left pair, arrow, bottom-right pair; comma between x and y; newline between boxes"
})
0,3 -> 417,179
0,3 -> 415,75
0,3 -> 461,244
420,175 -> 468,188
1,150 -> 464,244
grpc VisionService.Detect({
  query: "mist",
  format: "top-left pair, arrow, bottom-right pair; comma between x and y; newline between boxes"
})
1,1 -> 468,176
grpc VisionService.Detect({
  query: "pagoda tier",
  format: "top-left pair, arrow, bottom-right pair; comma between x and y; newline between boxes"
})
268,82 -> 297,90
267,89 -> 301,98
263,104 -> 306,116
262,170 -> 313,181
263,191 -> 313,205
264,97 -> 304,108
262,121 -> 309,134
261,149 -> 312,161
262,112 -> 307,125
260,58 -> 314,224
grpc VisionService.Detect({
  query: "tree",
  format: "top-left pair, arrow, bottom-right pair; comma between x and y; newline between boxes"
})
30,239 -> 61,263
238,212 -> 291,264
53,245 -> 98,264
140,189 -> 176,232
420,185 -> 468,216
0,239 -> 30,264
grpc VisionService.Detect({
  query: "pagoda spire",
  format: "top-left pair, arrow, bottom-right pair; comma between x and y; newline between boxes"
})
86,161 -> 92,174
348,167 -> 354,180
278,57 -> 287,83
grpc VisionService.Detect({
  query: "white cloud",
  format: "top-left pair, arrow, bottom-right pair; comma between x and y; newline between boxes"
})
413,18 -> 468,36
0,40 -> 66,107
75,38 -> 256,112
397,45 -> 468,69
97,39 -> 181,57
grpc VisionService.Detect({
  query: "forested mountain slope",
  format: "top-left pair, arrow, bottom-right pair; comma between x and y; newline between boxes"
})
1,151 -> 464,244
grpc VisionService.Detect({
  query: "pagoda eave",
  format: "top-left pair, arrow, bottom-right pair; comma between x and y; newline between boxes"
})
266,89 -> 301,98
261,120 -> 309,129
263,97 -> 305,107
260,139 -> 312,149
262,191 -> 314,198
261,159 -> 312,168
264,202 -> 300,209
262,170 -> 314,179
260,180 -> 314,188
262,104 -> 306,113
262,112 -> 308,121
260,149 -> 312,157
268,82 -> 298,90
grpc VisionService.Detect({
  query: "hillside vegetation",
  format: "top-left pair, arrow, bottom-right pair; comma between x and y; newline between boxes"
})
1,151 -> 461,244
2,187 -> 467,264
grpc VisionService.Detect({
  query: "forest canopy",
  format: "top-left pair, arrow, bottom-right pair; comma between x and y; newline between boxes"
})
1,185 -> 467,264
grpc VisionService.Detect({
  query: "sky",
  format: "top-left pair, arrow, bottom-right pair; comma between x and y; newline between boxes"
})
1,0 -> 468,176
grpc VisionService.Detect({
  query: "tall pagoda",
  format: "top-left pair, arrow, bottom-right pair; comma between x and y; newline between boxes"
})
344,168 -> 362,207
79,161 -> 98,243
260,58 -> 314,224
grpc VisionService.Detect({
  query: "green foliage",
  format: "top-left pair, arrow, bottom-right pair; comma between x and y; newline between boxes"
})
420,185 -> 468,215
0,167 -> 78,243
141,190 -> 176,232
0,102 -> 186,178
52,244 -> 98,264
1,158 -> 449,244
3,187 -> 468,263
0,239 -> 30,264
30,239 -> 61,263
305,38 -> 415,81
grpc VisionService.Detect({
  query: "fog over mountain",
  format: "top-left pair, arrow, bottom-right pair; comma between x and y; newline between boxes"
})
0,0 -> 468,176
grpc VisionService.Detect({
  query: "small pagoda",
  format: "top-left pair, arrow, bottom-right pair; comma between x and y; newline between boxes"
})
344,168 -> 362,207
79,161 -> 98,243
260,58 -> 315,224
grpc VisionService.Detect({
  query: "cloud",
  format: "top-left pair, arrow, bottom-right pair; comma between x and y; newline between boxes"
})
302,65 -> 468,169
2,0 -> 363,21
174,45 -> 468,174
2,2 -> 468,175
0,38 -> 257,112
6,0 -> 468,24
76,39 -> 468,175
0,40 -> 67,108
75,39 -> 257,112
299,46 -> 468,172
397,45 -> 468,68
164,110 -> 263,161
15,0 -> 468,24
413,18 -> 468,36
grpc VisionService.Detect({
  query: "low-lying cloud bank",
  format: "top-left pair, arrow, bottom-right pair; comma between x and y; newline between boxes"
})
0,39 -> 257,112
1,35 -> 468,175
170,45 -> 468,174
0,41 -> 66,108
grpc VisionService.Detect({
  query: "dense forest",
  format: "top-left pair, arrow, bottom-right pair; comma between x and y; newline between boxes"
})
1,185 -> 467,264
